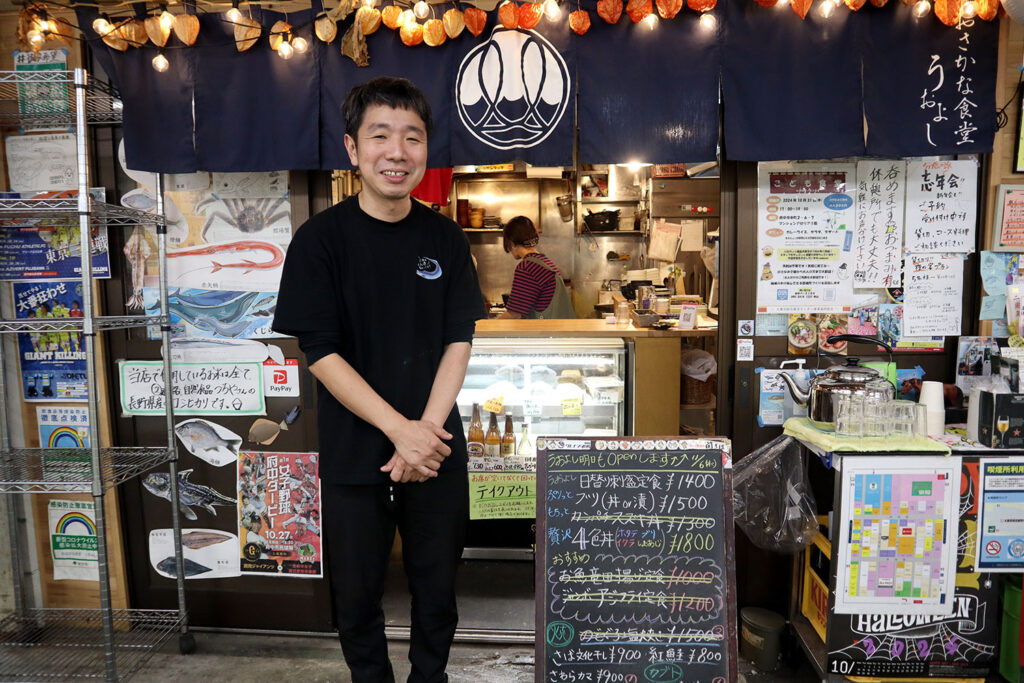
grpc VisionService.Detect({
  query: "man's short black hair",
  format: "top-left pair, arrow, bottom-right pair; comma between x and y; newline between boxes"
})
342,77 -> 433,142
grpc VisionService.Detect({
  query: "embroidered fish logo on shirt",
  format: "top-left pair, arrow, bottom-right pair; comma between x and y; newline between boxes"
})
416,257 -> 442,280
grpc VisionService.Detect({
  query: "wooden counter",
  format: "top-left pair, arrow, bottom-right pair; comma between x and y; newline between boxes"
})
473,319 -> 718,436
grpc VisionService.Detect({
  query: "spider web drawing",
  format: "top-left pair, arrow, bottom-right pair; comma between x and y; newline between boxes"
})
832,623 -> 995,663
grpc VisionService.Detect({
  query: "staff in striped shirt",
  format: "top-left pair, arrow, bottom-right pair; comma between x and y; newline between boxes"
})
499,216 -> 576,320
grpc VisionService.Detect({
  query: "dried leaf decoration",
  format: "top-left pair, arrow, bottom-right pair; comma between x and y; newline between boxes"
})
102,20 -> 129,50
790,0 -> 812,18
596,0 -> 623,23
234,16 -> 261,51
687,0 -> 716,11
173,13 -> 200,46
519,2 -> 543,28
145,15 -> 171,46
399,20 -> 423,45
443,9 -> 465,37
269,20 -> 292,50
357,7 -> 382,35
423,18 -> 446,45
626,0 -> 652,22
342,17 -> 370,64
656,0 -> 683,19
328,0 -> 359,22
977,0 -> 998,19
315,15 -> 338,42
499,2 -> 520,27
382,5 -> 403,28
569,8 -> 591,32
49,18 -> 75,47
464,7 -> 488,35
933,0 -> 961,24
844,0 -> 867,9
121,19 -> 148,46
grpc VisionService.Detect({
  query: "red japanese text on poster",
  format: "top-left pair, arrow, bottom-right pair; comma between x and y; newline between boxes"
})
237,451 -> 322,578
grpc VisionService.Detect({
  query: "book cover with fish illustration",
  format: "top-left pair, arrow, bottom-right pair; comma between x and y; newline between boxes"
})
237,451 -> 321,578
14,280 -> 87,402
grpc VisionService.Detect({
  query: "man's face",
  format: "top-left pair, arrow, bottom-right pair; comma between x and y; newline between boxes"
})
345,103 -> 428,208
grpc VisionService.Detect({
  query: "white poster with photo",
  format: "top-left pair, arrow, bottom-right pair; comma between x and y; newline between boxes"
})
903,254 -> 964,337
756,162 -> 856,313
5,133 -> 77,193
149,528 -> 240,580
166,240 -> 285,293
48,499 -> 98,581
905,160 -> 977,254
854,160 -> 905,288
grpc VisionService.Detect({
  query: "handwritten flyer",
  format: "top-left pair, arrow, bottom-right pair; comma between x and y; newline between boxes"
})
4,133 -> 77,193
469,472 -> 536,519
854,161 -> 905,288
238,452 -> 321,578
905,160 -> 977,254
756,162 -> 855,313
118,360 -> 265,415
992,185 -> 1024,251
903,255 -> 964,337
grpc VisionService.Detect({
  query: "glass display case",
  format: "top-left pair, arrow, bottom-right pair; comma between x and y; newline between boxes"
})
456,337 -> 629,447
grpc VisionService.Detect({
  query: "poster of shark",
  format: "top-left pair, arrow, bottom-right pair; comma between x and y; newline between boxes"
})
143,287 -> 282,340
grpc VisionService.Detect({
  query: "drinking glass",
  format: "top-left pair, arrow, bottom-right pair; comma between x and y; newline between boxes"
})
891,401 -> 916,437
863,397 -> 891,438
996,415 -> 1010,447
835,394 -> 863,438
913,403 -> 929,438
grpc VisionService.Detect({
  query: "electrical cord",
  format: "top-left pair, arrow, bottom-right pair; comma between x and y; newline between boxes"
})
995,67 -> 1023,131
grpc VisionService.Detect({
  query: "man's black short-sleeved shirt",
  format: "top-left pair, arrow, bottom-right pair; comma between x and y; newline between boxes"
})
272,196 -> 486,485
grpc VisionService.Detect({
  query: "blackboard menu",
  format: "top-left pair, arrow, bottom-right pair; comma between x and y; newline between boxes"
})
536,436 -> 737,683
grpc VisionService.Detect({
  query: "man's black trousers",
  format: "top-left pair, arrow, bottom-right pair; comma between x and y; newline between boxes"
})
322,469 -> 468,683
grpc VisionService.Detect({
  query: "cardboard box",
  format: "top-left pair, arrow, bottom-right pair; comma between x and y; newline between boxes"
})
976,391 -> 1024,448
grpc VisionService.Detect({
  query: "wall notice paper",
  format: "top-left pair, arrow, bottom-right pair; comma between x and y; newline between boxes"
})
262,358 -> 299,397
834,456 -> 961,615
904,160 -> 977,254
14,281 -> 87,402
149,528 -> 240,580
238,452 -> 322,577
167,240 -> 285,293
756,162 -> 855,313
119,360 -> 265,416
210,171 -> 287,199
5,133 -> 77,193
902,254 -> 964,338
48,499 -> 97,581
979,251 -> 1019,296
469,472 -> 536,519
648,220 -> 681,261
14,49 -> 68,125
37,405 -> 89,448
854,160 -> 905,288
975,459 -> 1024,572
991,185 -> 1024,252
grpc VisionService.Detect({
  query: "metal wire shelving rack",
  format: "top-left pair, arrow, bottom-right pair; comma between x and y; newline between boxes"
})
0,68 -> 190,681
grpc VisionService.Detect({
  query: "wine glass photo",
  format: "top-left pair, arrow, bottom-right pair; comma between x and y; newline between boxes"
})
996,415 -> 1010,447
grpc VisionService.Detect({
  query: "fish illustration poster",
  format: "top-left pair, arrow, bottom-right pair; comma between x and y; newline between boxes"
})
237,451 -> 322,578
149,528 -> 240,580
13,281 -> 87,402
142,287 -> 281,340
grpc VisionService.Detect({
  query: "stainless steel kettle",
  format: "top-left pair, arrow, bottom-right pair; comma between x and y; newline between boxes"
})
779,334 -> 896,430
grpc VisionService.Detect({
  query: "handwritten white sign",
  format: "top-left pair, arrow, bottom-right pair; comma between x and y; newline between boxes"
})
118,360 -> 265,416
854,160 -> 905,288
903,254 -> 964,337
5,133 -> 77,193
905,160 -> 977,254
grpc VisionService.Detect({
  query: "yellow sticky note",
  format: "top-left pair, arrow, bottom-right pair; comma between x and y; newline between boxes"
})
483,397 -> 504,414
561,397 -> 582,416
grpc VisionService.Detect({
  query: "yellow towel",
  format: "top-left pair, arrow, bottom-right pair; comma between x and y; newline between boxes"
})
783,417 -> 951,455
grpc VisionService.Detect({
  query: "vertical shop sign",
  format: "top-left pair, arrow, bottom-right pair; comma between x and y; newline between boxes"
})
905,160 -> 977,254
48,499 -> 98,581
903,255 -> 964,337
854,161 -> 905,288
756,162 -> 856,313
238,452 -> 322,577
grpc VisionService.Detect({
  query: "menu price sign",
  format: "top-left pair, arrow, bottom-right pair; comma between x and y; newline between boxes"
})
537,437 -> 736,683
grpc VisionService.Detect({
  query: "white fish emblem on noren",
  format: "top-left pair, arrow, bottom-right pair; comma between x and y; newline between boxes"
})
455,27 -> 570,150
416,257 -> 443,280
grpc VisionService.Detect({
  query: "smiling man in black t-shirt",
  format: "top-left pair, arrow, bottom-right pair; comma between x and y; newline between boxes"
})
272,77 -> 485,683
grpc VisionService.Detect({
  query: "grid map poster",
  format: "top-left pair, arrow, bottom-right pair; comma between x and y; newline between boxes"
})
834,457 -> 960,616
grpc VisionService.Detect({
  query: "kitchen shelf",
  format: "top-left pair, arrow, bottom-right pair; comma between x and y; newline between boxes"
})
583,230 -> 643,235
0,447 -> 176,494
0,314 -> 169,334
0,70 -> 122,127
581,198 -> 640,204
0,608 -> 183,681
0,199 -> 165,227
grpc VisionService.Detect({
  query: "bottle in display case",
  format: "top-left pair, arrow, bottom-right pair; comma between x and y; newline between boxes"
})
467,403 -> 485,471
501,414 -> 516,457
485,412 -> 502,470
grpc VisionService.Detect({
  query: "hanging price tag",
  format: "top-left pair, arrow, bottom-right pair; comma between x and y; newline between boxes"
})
561,398 -> 582,416
483,397 -> 504,414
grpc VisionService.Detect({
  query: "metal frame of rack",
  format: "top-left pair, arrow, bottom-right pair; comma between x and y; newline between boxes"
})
0,68 -> 190,681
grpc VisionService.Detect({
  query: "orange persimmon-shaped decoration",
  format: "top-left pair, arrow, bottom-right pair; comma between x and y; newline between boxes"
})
269,20 -> 291,50
569,9 -> 591,32
977,0 -> 998,19
499,1 -> 519,27
754,0 -> 777,6
464,6 -> 488,34
145,15 -> 171,46
423,18 -> 446,45
687,0 -> 716,11
933,0 -> 961,24
357,6 -> 382,34
626,0 -> 652,21
868,0 -> 887,7
845,0 -> 867,10
656,0 -> 683,18
382,5 -> 403,29
234,16 -> 261,51
443,8 -> 465,37
400,20 -> 423,44
596,0 -> 624,22
172,13 -> 200,45
519,2 -> 543,27
791,0 -> 812,18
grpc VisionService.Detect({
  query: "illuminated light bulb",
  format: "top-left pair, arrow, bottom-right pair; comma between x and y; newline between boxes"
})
226,7 -> 242,21
152,53 -> 169,72
413,0 -> 430,18
399,9 -> 415,25
364,0 -> 378,6
278,40 -> 294,59
912,0 -> 931,16
643,12 -> 657,29
160,10 -> 175,30
292,35 -> 308,53
92,16 -> 111,35
960,0 -> 976,16
819,0 -> 835,17
46,20 -> 59,33
27,30 -> 44,46
698,11 -> 716,29
775,0 -> 789,6
544,0 -> 561,19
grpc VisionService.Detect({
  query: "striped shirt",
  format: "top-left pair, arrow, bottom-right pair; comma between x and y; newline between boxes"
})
506,253 -> 560,316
